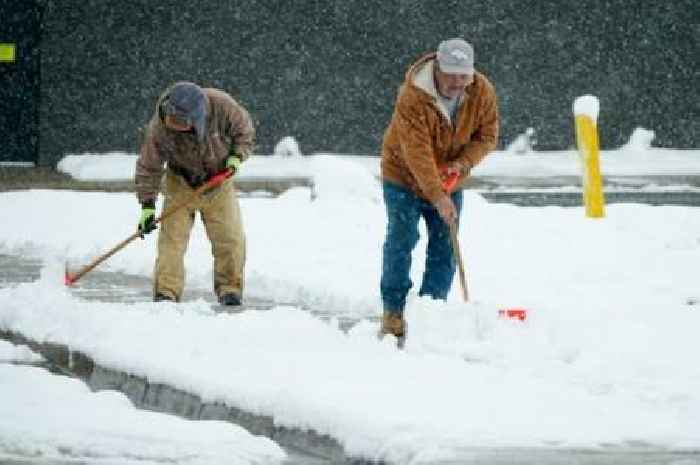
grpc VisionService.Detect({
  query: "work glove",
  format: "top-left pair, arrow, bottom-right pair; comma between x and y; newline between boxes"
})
137,202 -> 156,239
225,155 -> 242,177
440,160 -> 472,193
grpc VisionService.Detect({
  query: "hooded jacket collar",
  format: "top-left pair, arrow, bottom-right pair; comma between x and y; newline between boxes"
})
407,53 -> 468,125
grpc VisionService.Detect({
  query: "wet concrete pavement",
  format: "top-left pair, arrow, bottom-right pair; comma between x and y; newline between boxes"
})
482,190 -> 700,207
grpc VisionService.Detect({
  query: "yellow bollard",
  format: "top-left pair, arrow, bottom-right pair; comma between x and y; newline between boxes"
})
574,100 -> 605,218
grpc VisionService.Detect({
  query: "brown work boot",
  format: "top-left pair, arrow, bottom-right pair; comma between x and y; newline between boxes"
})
219,292 -> 242,306
379,311 -> 406,348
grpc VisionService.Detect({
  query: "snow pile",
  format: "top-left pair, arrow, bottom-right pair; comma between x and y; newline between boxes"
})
57,152 -> 136,181
506,127 -> 536,154
54,146 -> 700,184
624,127 -> 656,150
273,136 -> 303,157
309,154 -> 381,203
0,357 -> 285,464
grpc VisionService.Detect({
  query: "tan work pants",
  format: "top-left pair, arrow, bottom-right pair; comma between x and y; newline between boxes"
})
154,170 -> 245,301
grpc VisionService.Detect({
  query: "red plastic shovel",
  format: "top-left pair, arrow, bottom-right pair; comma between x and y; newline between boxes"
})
441,167 -> 528,321
498,308 -> 528,321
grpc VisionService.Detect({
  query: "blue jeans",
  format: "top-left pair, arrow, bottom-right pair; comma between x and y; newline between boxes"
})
380,181 -> 463,313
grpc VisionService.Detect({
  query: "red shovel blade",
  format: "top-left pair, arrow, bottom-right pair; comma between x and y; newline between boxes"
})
64,262 -> 76,286
498,308 -> 528,321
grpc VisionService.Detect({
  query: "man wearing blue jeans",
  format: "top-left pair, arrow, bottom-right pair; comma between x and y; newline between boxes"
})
379,38 -> 499,343
382,182 -> 464,305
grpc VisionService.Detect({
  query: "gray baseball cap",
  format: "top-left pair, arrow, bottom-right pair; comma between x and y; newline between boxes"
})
436,38 -> 475,75
162,81 -> 207,141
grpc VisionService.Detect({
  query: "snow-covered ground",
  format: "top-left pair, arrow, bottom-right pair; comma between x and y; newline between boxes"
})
1,145 -> 700,463
0,342 -> 286,465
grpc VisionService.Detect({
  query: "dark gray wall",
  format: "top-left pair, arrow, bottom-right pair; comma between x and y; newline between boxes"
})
34,0 -> 700,166
0,0 -> 41,164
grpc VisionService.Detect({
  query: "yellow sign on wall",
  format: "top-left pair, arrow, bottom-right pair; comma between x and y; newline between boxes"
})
0,43 -> 17,62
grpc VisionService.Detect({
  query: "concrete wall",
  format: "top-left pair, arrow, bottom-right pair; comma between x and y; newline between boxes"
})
35,0 -> 700,166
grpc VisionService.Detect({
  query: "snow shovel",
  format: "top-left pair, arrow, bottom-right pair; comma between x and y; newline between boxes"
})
442,168 -> 527,319
64,168 -> 232,286
448,220 -> 469,302
442,170 -> 469,302
441,168 -> 528,320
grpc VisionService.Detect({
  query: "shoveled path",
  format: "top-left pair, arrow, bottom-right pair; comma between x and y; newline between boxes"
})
0,253 -> 344,464
1,253 -> 697,465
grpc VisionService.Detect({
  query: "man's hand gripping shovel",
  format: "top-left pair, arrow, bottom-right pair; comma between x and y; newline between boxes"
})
64,169 -> 233,286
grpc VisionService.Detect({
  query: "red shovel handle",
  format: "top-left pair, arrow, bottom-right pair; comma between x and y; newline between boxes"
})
207,169 -> 233,187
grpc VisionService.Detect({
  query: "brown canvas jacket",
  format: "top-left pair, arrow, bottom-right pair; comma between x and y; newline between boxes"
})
381,52 -> 499,202
135,86 -> 255,204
